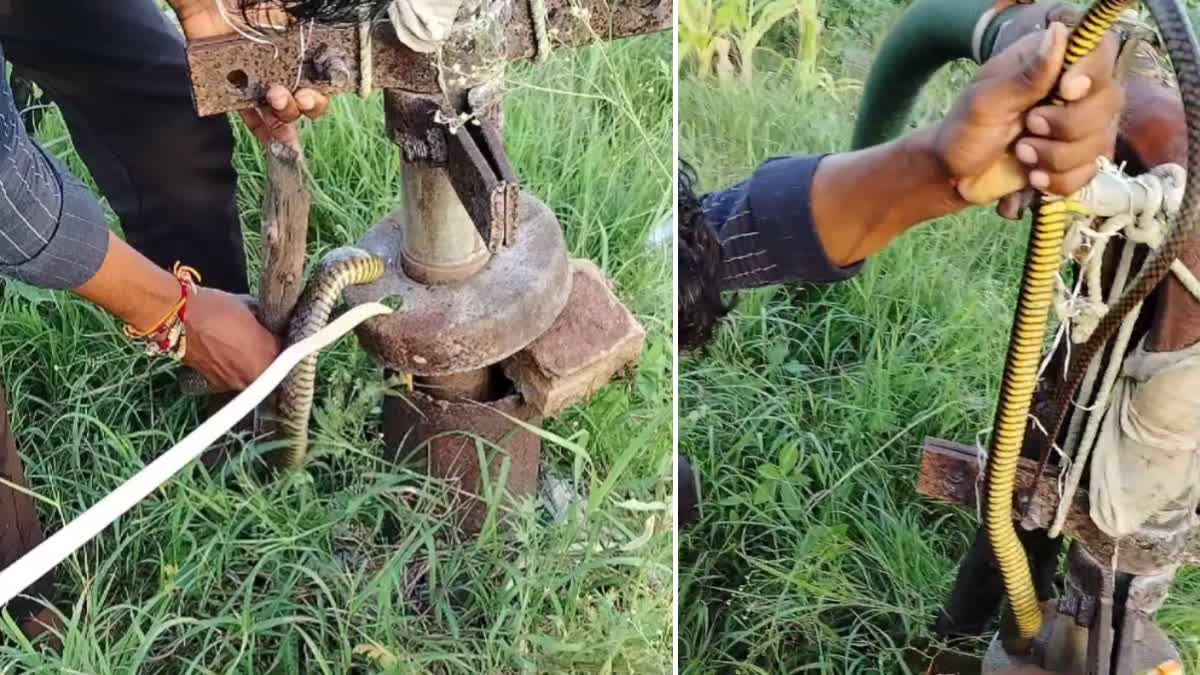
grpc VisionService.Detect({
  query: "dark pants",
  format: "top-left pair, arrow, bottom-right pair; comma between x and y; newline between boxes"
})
0,0 -> 248,624
0,0 -> 248,294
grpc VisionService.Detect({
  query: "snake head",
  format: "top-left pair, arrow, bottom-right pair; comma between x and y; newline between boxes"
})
317,246 -> 377,270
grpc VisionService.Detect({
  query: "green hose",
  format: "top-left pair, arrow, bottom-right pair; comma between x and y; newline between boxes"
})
851,0 -> 997,150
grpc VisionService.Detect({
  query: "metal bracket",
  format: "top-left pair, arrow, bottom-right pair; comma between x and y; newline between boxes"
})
385,86 -> 518,251
183,0 -> 670,116
444,87 -> 520,251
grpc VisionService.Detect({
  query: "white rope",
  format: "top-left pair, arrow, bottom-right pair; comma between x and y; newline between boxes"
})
1047,158 -> 1198,536
1051,296 -> 1143,538
0,302 -> 393,608
359,19 -> 374,98
529,0 -> 553,63
1050,161 -> 1182,342
1171,259 -> 1200,298
1063,240 -> 1137,455
214,0 -> 274,47
294,20 -> 315,91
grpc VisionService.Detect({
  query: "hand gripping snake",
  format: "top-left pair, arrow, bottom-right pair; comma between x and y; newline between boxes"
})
180,247 -> 387,469
983,0 -> 1200,645
852,0 -> 1200,647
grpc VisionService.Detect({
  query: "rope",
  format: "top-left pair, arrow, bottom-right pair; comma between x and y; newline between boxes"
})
1052,160 -> 1188,344
359,18 -> 374,98
529,0 -> 553,63
0,302 -> 393,608
1047,158 -> 1199,537
214,0 -> 273,45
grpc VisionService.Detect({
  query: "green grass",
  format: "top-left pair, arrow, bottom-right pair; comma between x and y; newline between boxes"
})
678,1 -> 1200,672
0,30 -> 672,674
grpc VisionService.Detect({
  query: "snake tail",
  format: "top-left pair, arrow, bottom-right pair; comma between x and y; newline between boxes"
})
275,248 -> 386,469
985,0 -> 1134,644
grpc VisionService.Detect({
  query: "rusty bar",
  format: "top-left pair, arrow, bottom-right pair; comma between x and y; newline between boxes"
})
916,438 -> 1200,572
383,389 -> 540,533
400,164 -> 490,283
184,0 -> 670,116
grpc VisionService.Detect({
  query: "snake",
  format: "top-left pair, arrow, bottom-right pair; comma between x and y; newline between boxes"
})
848,0 -> 1200,649
180,247 -> 387,469
981,0 -> 1200,644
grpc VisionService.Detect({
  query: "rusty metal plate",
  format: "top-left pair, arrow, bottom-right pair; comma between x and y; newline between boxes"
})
917,438 -> 1200,575
343,191 -> 572,376
185,0 -> 670,116
383,389 -> 540,533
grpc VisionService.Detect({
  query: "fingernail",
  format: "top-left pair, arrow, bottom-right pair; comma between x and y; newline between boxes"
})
1030,170 -> 1050,190
1027,114 -> 1050,136
1016,142 -> 1038,165
296,92 -> 313,110
1061,74 -> 1092,100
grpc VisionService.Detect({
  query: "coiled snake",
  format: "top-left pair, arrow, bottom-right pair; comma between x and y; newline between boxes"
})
180,247 -> 387,469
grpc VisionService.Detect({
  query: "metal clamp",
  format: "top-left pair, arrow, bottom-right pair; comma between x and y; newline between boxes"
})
385,85 -> 519,252
443,86 -> 519,251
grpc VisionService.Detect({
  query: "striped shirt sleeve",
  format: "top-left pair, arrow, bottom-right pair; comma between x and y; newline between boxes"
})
702,154 -> 862,291
0,67 -> 108,290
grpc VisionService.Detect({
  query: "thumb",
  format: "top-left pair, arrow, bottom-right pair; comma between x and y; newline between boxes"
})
981,22 -> 1069,113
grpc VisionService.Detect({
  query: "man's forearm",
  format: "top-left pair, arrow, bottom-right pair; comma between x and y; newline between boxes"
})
75,233 -> 183,334
811,126 -> 969,267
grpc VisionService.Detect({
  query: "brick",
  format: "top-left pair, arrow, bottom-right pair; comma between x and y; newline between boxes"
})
503,259 -> 645,417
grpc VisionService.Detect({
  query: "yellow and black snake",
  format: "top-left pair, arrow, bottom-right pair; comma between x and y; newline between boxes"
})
986,0 -> 1200,643
181,247 -> 386,469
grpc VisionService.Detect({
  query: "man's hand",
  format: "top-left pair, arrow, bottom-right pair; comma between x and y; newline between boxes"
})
75,233 -> 279,393
168,0 -> 331,146
934,21 -> 1123,214
182,289 -> 281,393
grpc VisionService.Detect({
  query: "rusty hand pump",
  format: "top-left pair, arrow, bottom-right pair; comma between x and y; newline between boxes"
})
183,0 -> 666,530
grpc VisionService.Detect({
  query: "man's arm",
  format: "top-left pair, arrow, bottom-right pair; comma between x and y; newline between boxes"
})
0,81 -> 276,392
74,233 -> 280,392
703,22 -> 1121,282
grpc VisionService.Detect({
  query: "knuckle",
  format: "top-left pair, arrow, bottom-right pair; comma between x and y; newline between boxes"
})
963,89 -> 990,123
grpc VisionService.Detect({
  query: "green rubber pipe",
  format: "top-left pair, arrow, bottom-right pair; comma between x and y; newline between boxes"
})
851,0 -> 996,150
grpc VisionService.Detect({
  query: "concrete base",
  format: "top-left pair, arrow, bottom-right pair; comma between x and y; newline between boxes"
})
980,605 -> 1181,675
502,259 -> 645,418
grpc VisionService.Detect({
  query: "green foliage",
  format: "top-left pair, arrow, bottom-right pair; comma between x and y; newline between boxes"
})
678,1 -> 1200,672
679,0 -> 824,85
0,32 -> 672,674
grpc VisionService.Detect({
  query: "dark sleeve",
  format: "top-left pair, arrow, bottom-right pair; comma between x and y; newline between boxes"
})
702,154 -> 863,291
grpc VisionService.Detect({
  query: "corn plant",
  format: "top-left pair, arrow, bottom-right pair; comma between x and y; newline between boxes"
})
795,0 -> 822,82
678,0 -> 726,80
679,0 -> 824,86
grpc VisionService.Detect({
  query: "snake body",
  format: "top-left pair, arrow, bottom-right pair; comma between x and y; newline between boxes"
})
274,247 -> 386,468
181,247 -> 386,469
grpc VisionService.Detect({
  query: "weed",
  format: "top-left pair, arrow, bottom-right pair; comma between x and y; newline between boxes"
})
678,1 -> 1200,672
0,30 -> 672,675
